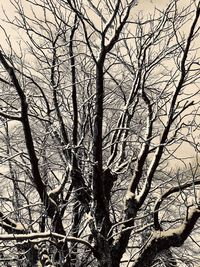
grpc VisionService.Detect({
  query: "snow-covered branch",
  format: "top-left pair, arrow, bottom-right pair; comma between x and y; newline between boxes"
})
0,231 -> 94,250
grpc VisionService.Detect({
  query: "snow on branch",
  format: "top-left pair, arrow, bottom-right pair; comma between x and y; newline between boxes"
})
132,205 -> 200,267
0,231 -> 94,250
154,178 -> 200,230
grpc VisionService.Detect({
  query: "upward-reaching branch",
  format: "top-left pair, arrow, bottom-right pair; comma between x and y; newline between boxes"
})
92,1 -> 136,236
0,51 -> 58,221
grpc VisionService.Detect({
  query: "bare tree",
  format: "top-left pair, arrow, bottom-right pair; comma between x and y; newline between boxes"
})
0,0 -> 200,266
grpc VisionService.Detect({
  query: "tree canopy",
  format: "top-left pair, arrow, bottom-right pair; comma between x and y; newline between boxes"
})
0,0 -> 200,266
